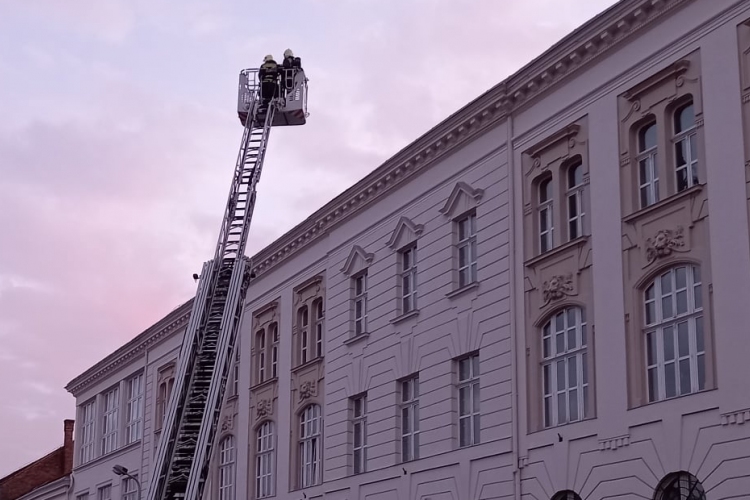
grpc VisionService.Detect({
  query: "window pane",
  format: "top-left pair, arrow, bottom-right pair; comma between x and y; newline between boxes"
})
647,367 -> 658,402
569,389 -> 579,421
539,179 -> 551,202
459,358 -> 469,380
472,382 -> 480,413
568,356 -> 577,386
662,294 -> 673,320
646,332 -> 656,366
696,316 -> 704,352
473,414 -> 480,444
665,362 -> 677,398
459,418 -> 470,446
639,123 -> 657,151
557,360 -> 566,391
543,364 -> 551,395
679,358 -> 691,395
459,387 -> 469,415
663,326 -> 675,361
557,393 -> 567,424
676,103 -> 695,132
568,163 -> 582,188
677,321 -> 689,357
401,408 -> 410,433
676,290 -> 687,315
697,353 -> 706,391
582,355 -> 588,384
544,396 -> 552,427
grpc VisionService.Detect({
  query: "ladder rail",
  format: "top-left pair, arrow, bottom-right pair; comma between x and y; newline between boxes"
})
146,87 -> 281,500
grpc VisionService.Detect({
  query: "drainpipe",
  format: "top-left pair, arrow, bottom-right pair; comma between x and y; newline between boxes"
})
506,105 -> 522,500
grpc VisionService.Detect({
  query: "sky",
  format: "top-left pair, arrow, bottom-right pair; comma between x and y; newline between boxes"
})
0,0 -> 619,478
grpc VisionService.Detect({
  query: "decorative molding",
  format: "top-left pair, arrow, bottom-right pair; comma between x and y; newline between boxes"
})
439,181 -> 485,217
299,380 -> 317,401
542,273 -> 575,305
599,434 -> 631,450
527,124 -> 581,159
623,59 -> 690,101
293,274 -> 324,294
252,299 -> 279,320
644,226 -> 687,266
721,408 -> 750,426
256,398 -> 273,419
220,414 -> 234,432
340,245 -> 375,276
246,0 -> 694,280
65,299 -> 194,395
386,216 -> 424,249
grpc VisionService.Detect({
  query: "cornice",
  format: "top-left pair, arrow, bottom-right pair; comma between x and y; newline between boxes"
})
65,299 -> 194,396
247,0 -> 694,279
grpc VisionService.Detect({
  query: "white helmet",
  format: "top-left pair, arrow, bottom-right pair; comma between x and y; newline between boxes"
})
284,49 -> 294,58
263,54 -> 274,62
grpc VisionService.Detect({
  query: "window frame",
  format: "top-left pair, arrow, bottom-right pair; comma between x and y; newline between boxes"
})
122,476 -> 138,500
637,119 -> 660,209
97,485 -> 111,500
537,177 -> 554,253
351,394 -> 367,474
125,373 -> 143,444
565,161 -> 585,241
672,99 -> 699,193
541,306 -> 589,428
400,375 -> 419,462
313,298 -> 324,359
299,306 -> 310,365
79,399 -> 96,464
101,386 -> 119,455
456,212 -> 478,288
643,264 -> 705,403
218,436 -> 236,500
352,271 -> 368,336
399,244 -> 418,314
255,422 -> 275,499
299,404 -> 322,488
457,353 -> 480,448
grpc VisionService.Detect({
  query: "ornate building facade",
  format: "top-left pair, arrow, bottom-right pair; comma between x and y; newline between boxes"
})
64,1 -> 750,499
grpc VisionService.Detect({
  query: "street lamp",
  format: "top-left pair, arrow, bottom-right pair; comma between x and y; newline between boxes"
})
113,465 -> 142,500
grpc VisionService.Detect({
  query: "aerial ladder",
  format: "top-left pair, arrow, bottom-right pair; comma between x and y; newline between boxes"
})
145,58 -> 309,500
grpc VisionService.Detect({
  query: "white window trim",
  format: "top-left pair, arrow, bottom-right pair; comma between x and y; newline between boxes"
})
352,395 -> 367,474
101,387 -> 119,455
399,245 -> 418,314
457,354 -> 480,447
566,165 -> 585,241
126,373 -> 143,444
456,213 -> 478,288
673,102 -> 699,192
314,299 -> 324,359
538,180 -> 553,253
644,265 -> 705,402
299,307 -> 310,365
353,272 -> 368,336
400,376 -> 419,462
257,328 -> 267,384
637,123 -> 659,209
541,307 -> 589,428
218,436 -> 236,500
255,422 -> 275,499
79,400 -> 95,464
270,323 -> 279,379
299,405 -> 322,488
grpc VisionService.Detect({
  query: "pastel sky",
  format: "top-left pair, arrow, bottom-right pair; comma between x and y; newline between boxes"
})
0,0 -> 618,477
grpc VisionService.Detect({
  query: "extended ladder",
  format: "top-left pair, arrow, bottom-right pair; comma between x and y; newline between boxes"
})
146,68 -> 293,500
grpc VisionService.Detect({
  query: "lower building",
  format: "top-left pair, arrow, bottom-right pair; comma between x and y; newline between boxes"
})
0,420 -> 74,500
63,0 -> 750,499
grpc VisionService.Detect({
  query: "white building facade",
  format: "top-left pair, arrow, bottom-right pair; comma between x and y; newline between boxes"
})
66,1 -> 750,499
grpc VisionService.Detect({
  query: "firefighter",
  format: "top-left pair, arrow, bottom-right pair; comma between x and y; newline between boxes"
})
258,54 -> 279,110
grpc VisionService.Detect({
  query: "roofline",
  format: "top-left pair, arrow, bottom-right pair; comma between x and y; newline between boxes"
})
64,0 -> 695,399
65,299 -> 194,395
246,0 -> 694,279
0,446 -> 63,483
16,475 -> 71,500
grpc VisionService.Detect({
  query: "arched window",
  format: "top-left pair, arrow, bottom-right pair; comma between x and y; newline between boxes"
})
269,323 -> 279,379
299,404 -> 322,488
218,436 -> 236,500
638,120 -> 659,208
566,160 -> 585,241
673,100 -> 698,192
299,306 -> 310,364
654,472 -> 706,500
538,177 -> 554,253
542,306 -> 588,428
552,491 -> 582,500
256,328 -> 266,383
255,421 -> 275,498
313,298 -> 324,359
644,265 -> 704,402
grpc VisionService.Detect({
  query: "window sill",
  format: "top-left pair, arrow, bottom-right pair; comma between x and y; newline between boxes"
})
623,184 -> 704,224
291,356 -> 323,374
446,281 -> 479,299
344,332 -> 370,346
525,236 -> 589,268
250,377 -> 278,391
390,309 -> 420,325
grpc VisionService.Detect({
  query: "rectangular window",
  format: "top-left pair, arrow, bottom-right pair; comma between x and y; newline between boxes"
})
299,405 -> 321,488
256,422 -> 275,498
122,476 -> 138,500
126,373 -> 143,444
156,377 -> 174,429
314,300 -> 324,358
673,102 -> 698,192
638,122 -> 659,209
97,485 -> 111,500
232,361 -> 240,397
541,307 -> 589,427
400,376 -> 419,462
566,163 -> 585,240
538,178 -> 553,253
257,329 -> 266,383
645,266 -> 705,402
270,323 -> 279,378
352,395 -> 367,474
456,213 -> 478,287
79,400 -> 95,463
353,272 -> 367,336
300,307 -> 309,365
101,387 -> 119,454
458,354 -> 480,447
400,246 -> 418,314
